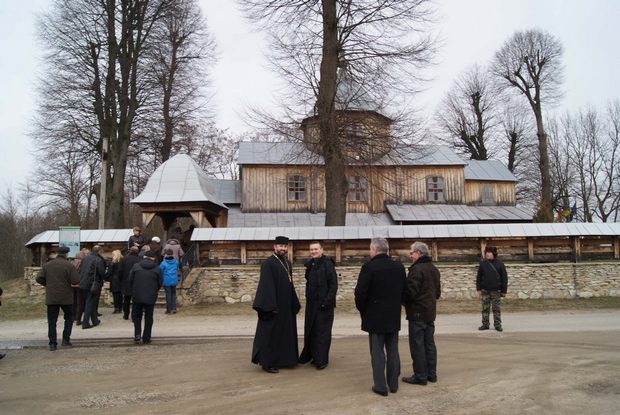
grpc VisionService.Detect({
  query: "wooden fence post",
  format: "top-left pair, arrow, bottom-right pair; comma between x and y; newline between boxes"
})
527,239 -> 534,261
240,242 -> 247,265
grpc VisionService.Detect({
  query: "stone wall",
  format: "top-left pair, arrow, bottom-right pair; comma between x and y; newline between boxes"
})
26,262 -> 620,305
185,262 -> 620,304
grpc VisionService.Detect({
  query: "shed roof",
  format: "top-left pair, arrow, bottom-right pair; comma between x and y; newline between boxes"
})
227,207 -> 393,227
386,204 -> 532,223
25,229 -> 132,247
130,154 -> 227,208
192,222 -> 620,241
237,141 -> 466,166
464,160 -> 517,182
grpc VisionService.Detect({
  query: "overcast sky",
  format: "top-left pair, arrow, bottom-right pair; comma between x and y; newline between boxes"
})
1,0 -> 619,192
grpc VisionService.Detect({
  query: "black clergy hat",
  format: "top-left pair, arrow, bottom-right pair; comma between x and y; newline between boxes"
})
274,236 -> 289,245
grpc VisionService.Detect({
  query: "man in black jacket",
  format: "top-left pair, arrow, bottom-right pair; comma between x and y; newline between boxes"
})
79,246 -> 106,329
402,241 -> 441,386
354,238 -> 406,397
129,250 -> 163,344
299,241 -> 338,370
36,247 -> 80,350
477,246 -> 508,332
119,246 -> 141,320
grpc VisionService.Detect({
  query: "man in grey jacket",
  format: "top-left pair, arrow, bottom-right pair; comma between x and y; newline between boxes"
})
129,250 -> 163,344
36,247 -> 80,350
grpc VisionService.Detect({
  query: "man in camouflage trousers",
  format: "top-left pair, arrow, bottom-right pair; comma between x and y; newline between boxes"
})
476,246 -> 508,332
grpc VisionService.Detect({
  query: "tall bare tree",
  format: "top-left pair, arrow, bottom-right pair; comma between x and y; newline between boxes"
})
436,65 -> 497,160
491,29 -> 564,222
239,0 -> 436,225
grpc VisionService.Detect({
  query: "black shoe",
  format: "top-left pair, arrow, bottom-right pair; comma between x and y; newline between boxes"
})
97,313 -> 102,317
0,353 -> 5,360
298,356 -> 311,364
75,320 -> 82,326
61,340 -> 73,347
402,376 -> 427,385
134,336 -> 141,343
82,324 -> 93,330
371,387 -> 388,397
143,339 -> 152,344
93,321 -> 101,327
478,325 -> 489,331
49,344 -> 57,351
495,326 -> 503,332
262,366 -> 279,374
427,376 -> 437,383
389,388 -> 398,394
123,315 -> 129,320
316,364 -> 327,370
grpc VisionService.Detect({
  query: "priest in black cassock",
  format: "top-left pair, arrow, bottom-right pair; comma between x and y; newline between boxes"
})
251,236 -> 301,373
298,241 -> 338,370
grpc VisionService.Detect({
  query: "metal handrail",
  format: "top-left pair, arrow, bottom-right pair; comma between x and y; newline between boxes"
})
179,243 -> 197,288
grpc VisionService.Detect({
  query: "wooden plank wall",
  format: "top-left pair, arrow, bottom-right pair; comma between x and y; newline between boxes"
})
198,236 -> 620,266
464,181 -> 516,205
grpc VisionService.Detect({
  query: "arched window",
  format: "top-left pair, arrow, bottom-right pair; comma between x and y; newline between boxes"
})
426,176 -> 444,202
287,175 -> 306,201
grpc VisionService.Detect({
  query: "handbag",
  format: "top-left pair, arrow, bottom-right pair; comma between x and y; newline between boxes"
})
88,260 -> 100,294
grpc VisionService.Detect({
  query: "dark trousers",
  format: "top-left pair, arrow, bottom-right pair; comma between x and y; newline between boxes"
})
164,286 -> 177,312
112,291 -> 123,311
73,288 -> 83,322
47,304 -> 73,345
408,320 -> 437,381
369,332 -> 400,392
481,289 -> 502,328
82,289 -> 100,328
132,303 -> 155,341
122,295 -> 132,319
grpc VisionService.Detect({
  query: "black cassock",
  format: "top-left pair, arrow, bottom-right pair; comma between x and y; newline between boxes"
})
251,254 -> 301,368
299,255 -> 338,367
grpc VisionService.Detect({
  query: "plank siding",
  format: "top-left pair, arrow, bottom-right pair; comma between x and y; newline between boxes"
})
242,165 -> 469,213
465,181 -> 516,205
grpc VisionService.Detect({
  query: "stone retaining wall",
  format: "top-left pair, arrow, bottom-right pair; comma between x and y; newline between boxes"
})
26,262 -> 620,305
185,262 -> 620,304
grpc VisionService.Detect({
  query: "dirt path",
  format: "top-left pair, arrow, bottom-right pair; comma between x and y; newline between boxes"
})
1,310 -> 619,414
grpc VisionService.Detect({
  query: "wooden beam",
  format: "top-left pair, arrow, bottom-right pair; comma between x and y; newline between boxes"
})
190,211 -> 205,227
572,236 -> 581,263
142,212 -> 156,228
335,241 -> 342,264
431,240 -> 438,262
240,242 -> 247,265
614,237 -> 620,260
527,239 -> 534,260
480,238 -> 487,259
288,241 -> 294,263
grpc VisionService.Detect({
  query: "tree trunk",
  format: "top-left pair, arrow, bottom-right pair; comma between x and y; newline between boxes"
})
534,106 -> 554,222
318,0 -> 347,226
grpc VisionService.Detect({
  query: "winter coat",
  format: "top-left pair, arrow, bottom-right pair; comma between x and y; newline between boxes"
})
36,256 -> 80,305
148,241 -> 163,264
78,253 -> 106,290
129,259 -> 163,304
159,257 -> 180,287
303,255 -> 338,309
354,253 -> 407,334
119,252 -> 141,296
105,261 -> 122,293
128,234 -> 147,250
162,239 -> 185,261
403,255 -> 441,322
476,258 -> 508,293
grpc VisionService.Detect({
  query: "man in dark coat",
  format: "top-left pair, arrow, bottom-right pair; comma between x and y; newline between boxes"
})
148,236 -> 163,264
36,247 -> 80,350
79,246 -> 106,329
402,241 -> 441,386
119,246 -> 141,320
251,236 -> 301,374
355,238 -> 406,397
128,226 -> 147,251
477,246 -> 508,332
299,241 -> 338,370
129,250 -> 163,344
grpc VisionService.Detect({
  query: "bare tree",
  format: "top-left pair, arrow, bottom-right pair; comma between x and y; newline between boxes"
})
436,65 -> 497,160
491,29 -> 564,222
239,0 -> 436,225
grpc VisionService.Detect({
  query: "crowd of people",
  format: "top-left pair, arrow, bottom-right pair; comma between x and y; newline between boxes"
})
36,226 -> 183,350
251,236 -> 508,397
33,229 -> 509,397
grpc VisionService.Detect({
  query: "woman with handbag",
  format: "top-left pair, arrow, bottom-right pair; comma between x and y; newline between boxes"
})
476,246 -> 508,332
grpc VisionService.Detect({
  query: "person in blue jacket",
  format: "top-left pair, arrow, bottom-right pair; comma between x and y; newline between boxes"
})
159,248 -> 180,314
